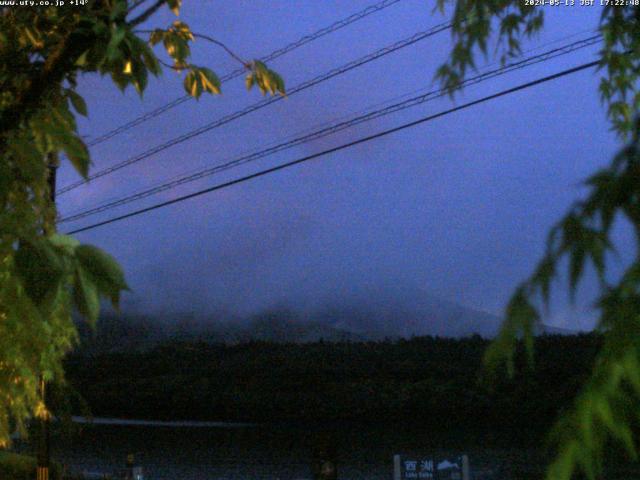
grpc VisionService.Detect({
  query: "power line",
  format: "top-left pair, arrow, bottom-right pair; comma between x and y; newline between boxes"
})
58,21 -> 452,196
58,22 -> 451,195
85,0 -> 405,148
61,27 -> 602,219
59,35 -> 602,224
66,59 -> 600,236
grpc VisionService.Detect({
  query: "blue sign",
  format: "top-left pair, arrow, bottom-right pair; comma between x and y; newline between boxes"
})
394,455 -> 468,480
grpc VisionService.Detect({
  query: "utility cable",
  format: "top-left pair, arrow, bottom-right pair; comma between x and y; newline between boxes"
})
59,21 -> 453,195
60,35 -> 601,224
86,0 -> 406,147
66,59 -> 601,235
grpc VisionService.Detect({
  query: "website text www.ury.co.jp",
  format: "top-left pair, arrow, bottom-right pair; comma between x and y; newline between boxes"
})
0,0 -> 86,6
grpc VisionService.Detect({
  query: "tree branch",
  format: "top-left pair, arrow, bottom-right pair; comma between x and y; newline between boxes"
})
137,28 -> 249,68
127,0 -> 148,14
128,0 -> 166,27
157,58 -> 188,71
191,33 -> 248,67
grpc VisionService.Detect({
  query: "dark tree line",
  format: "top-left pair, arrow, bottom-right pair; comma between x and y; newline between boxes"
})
61,333 -> 601,446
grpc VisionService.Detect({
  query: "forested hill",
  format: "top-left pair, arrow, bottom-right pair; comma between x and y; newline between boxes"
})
75,303 -> 573,354
63,334 -> 599,445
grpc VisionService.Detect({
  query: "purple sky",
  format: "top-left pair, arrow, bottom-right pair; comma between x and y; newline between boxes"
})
58,1 -> 627,329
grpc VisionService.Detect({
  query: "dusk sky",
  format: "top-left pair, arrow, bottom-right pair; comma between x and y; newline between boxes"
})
57,1 -> 628,330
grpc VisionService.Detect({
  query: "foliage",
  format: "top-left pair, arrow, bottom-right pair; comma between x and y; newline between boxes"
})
0,451 -> 61,480
0,0 -> 284,445
246,61 -> 286,96
434,2 -> 640,478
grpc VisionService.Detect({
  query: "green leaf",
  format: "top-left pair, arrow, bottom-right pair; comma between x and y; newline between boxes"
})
14,239 -> 65,307
131,34 -> 161,76
62,134 -> 90,179
569,246 -> 585,295
546,442 -> 578,480
110,68 -> 130,92
184,70 -> 202,98
245,73 -> 255,90
532,255 -> 555,305
167,0 -> 182,16
109,0 -> 128,21
75,244 -> 129,308
49,233 -> 80,252
246,61 -> 285,96
484,286 -> 538,377
500,14 -> 520,35
171,21 -> 194,41
198,67 -> 221,95
269,70 -> 286,95
163,33 -> 190,63
73,264 -> 100,325
50,105 -> 77,134
7,133 -> 43,180
106,27 -> 127,62
67,89 -> 87,117
149,29 -> 165,46
131,59 -> 148,95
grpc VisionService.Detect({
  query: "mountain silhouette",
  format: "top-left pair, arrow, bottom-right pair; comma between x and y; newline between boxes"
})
79,284 -> 575,352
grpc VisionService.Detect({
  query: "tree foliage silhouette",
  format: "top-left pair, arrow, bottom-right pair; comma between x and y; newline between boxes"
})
0,0 -> 283,445
435,3 -> 640,478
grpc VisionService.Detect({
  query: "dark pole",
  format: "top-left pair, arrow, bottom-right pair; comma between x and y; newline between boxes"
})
47,154 -> 57,204
37,153 -> 58,480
